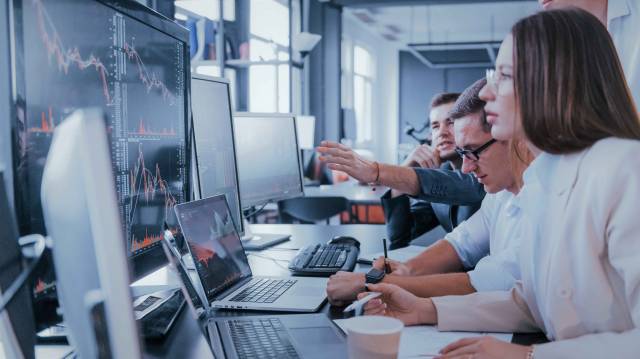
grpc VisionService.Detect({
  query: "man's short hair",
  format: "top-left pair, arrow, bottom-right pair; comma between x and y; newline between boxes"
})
449,78 -> 489,132
430,92 -> 460,109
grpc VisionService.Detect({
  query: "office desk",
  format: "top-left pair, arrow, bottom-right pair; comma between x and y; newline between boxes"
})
304,182 -> 388,205
37,224 -> 544,357
218,224 -> 547,346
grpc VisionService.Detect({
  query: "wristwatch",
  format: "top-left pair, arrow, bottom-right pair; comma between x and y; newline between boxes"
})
365,268 -> 386,284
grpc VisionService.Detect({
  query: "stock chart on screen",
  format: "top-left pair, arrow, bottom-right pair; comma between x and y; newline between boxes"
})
15,0 -> 188,261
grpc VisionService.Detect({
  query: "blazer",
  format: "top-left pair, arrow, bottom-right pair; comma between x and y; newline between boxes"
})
432,138 -> 640,358
381,162 -> 485,248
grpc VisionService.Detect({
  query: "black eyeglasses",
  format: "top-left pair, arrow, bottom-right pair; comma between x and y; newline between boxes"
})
455,138 -> 497,161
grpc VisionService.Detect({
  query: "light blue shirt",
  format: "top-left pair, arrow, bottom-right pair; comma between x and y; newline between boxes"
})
443,190 -> 522,291
608,0 -> 640,107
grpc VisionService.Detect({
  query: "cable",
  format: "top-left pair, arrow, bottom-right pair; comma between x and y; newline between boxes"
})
246,253 -> 290,271
243,203 -> 269,219
0,235 -> 46,313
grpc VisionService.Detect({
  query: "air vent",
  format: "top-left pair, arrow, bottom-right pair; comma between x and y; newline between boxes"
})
408,42 -> 501,69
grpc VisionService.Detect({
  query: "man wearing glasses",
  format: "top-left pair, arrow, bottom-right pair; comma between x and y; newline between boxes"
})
321,78 -> 524,303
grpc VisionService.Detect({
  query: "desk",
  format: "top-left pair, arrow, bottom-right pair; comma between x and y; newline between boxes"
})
304,183 -> 389,223
304,182 -> 388,205
217,224 -> 547,346
37,224 -> 544,357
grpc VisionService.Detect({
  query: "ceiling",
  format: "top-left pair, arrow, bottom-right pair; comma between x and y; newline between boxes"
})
343,1 -> 539,67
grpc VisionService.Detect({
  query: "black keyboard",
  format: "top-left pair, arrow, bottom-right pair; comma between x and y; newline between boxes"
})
229,278 -> 296,303
288,243 -> 358,276
228,318 -> 300,359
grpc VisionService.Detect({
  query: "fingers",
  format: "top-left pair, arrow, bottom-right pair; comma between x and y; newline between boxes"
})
439,337 -> 483,354
372,256 -> 386,270
363,298 -> 386,315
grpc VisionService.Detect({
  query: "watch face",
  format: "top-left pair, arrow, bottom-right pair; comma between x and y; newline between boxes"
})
366,268 -> 385,283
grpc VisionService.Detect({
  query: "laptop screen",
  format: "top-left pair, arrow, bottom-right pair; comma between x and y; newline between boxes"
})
174,195 -> 251,300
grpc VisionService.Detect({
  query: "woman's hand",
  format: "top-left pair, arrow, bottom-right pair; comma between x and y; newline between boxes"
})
360,283 -> 436,326
436,337 -> 532,359
372,257 -> 413,276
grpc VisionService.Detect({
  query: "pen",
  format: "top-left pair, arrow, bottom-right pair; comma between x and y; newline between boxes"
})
383,238 -> 390,274
343,292 -> 381,313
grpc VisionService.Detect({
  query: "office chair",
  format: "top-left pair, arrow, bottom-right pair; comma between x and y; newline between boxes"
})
278,196 -> 351,224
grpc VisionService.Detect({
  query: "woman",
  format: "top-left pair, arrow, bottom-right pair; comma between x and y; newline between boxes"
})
362,7 -> 640,359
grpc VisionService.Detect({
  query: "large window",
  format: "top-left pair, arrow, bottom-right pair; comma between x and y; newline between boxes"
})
342,40 -> 375,144
248,0 -> 291,112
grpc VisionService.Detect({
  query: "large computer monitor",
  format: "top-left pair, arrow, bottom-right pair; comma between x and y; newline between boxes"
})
10,0 -> 191,309
233,113 -> 304,208
190,75 -> 244,236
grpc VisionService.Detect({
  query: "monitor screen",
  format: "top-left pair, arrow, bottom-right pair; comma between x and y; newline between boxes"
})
233,114 -> 304,208
190,76 -> 243,235
175,195 -> 252,300
11,0 -> 190,295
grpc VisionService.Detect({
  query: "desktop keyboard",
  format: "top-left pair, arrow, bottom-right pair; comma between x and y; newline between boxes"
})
228,318 -> 300,359
229,278 -> 296,303
288,243 -> 358,276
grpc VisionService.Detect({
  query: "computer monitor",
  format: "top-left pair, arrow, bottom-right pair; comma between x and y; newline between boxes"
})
41,109 -> 141,358
233,113 -> 304,209
295,115 -> 316,150
10,0 -> 191,296
190,75 -> 244,236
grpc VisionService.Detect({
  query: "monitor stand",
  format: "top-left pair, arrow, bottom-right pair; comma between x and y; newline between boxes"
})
240,218 -> 290,250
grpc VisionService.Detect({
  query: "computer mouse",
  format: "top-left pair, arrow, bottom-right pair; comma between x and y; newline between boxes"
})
327,236 -> 360,249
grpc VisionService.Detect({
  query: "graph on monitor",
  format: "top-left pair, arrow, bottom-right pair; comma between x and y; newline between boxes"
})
14,0 -> 188,262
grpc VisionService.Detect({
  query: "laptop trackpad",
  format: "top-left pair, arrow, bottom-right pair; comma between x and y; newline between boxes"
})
289,327 -> 344,357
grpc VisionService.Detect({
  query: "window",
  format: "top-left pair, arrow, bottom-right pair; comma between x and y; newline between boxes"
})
248,0 -> 290,113
342,42 -> 375,143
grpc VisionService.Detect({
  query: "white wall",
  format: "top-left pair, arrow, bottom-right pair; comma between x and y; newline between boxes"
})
342,11 -> 401,164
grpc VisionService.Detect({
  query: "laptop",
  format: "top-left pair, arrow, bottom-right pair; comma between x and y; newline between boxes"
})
174,194 -> 327,312
160,238 -> 347,359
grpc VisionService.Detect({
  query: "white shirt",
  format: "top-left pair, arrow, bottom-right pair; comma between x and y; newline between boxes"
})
443,190 -> 522,292
608,0 -> 640,108
432,137 -> 640,358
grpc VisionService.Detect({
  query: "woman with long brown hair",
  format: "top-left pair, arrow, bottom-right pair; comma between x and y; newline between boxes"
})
360,7 -> 640,358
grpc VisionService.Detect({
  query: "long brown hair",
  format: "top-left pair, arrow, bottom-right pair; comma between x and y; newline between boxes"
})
512,8 -> 640,154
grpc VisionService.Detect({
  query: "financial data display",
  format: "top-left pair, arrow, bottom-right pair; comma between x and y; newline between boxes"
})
13,0 -> 188,276
191,77 -> 243,234
233,115 -> 304,208
176,196 -> 251,300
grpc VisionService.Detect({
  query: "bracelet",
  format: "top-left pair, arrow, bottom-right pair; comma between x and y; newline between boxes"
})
525,346 -> 535,359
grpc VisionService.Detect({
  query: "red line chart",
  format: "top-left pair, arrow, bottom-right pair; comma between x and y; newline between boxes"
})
33,0 -> 177,106
128,142 -> 178,226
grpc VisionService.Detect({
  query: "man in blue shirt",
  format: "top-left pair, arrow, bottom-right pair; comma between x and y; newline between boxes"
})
324,79 -> 524,305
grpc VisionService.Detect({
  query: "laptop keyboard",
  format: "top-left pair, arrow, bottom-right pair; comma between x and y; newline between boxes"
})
229,278 -> 297,303
228,318 -> 300,359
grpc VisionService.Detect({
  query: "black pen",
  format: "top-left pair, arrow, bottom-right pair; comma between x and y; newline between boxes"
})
383,238 -> 390,274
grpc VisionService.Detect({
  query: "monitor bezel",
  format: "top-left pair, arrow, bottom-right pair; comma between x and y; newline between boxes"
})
190,74 -> 245,236
8,0 -> 193,284
232,112 -> 305,209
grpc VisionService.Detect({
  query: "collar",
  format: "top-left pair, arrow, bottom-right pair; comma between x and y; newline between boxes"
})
608,0 -> 631,26
523,149 -> 588,196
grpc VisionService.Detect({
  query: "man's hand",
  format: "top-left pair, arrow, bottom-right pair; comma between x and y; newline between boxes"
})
436,337 -> 532,359
326,271 -> 366,306
401,144 -> 441,169
372,257 -> 412,276
360,283 -> 436,326
316,141 -> 378,183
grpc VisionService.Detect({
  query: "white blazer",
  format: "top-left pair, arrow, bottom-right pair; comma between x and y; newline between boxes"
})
432,137 -> 640,358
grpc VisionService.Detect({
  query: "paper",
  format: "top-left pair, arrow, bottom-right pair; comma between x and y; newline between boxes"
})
333,319 -> 513,358
360,245 -> 426,263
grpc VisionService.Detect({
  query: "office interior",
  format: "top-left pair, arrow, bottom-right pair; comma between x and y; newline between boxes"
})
1,0 -> 616,358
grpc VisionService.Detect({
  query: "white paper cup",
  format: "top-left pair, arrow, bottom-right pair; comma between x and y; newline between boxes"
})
343,316 -> 404,359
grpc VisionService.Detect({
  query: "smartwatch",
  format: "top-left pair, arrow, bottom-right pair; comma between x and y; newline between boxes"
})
365,268 -> 386,284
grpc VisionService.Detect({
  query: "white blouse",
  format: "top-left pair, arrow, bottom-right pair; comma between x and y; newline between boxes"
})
432,137 -> 640,358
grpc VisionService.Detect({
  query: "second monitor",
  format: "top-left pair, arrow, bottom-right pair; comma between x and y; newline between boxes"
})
233,113 -> 304,249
